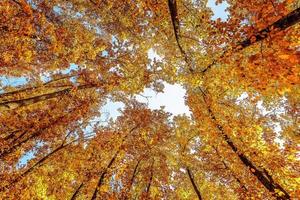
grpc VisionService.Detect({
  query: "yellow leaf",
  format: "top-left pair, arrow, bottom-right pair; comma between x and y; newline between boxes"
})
100,185 -> 110,193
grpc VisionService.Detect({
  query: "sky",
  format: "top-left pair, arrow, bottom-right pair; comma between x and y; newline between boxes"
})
207,0 -> 229,21
136,82 -> 191,116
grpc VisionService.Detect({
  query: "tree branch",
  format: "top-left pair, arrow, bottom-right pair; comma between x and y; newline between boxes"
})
202,7 -> 300,73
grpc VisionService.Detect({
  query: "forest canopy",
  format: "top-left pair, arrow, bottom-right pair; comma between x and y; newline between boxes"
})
0,0 -> 299,199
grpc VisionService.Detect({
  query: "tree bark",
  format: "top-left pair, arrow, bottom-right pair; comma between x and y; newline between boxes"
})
0,134 -> 82,193
90,125 -> 139,200
186,167 -> 202,200
0,74 -> 77,98
90,150 -> 119,200
70,183 -> 84,200
168,0 -> 193,72
238,7 -> 300,49
202,7 -> 300,73
213,146 -> 248,192
145,159 -> 154,196
125,158 -> 142,199
0,83 -> 94,110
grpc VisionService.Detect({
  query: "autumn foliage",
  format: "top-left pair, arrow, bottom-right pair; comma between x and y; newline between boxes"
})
0,0 -> 299,199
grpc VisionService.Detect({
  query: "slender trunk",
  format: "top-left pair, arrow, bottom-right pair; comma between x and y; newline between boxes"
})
186,167 -> 202,200
202,7 -> 300,73
221,159 -> 248,192
90,150 -> 119,200
70,183 -> 84,200
125,158 -> 142,199
1,133 -> 93,193
0,136 -> 78,193
10,130 -> 28,144
0,74 -> 78,98
0,117 -> 63,158
213,146 -> 248,192
90,125 -> 139,200
145,159 -> 154,196
0,106 -> 79,159
201,91 -> 290,200
168,0 -> 193,72
130,159 -> 141,188
238,7 -> 300,49
11,0 -> 22,7
0,84 -> 93,110
3,129 -> 24,141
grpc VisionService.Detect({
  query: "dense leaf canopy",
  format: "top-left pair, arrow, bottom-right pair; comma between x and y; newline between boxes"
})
0,0 -> 299,199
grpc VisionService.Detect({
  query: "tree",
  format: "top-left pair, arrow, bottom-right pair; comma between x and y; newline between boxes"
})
0,0 -> 299,199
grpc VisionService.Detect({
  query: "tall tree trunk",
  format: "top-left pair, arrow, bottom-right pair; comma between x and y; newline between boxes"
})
90,150 -> 119,200
70,183 -> 84,200
0,74 -> 78,99
90,125 -> 139,200
0,105 -> 81,159
200,90 -> 290,200
237,7 -> 300,49
202,7 -> 300,73
212,146 -> 248,192
168,0 -> 194,72
145,159 -> 154,197
0,133 -> 84,193
186,167 -> 202,200
124,158 -> 142,200
0,83 -> 94,110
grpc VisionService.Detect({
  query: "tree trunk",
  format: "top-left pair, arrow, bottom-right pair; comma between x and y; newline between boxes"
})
0,83 -> 94,110
0,106 -> 81,159
145,159 -> 154,197
90,125 -> 139,200
202,91 -> 290,200
0,135 -> 79,193
167,1 -> 293,197
213,146 -> 248,192
70,183 -> 84,200
90,150 -> 119,200
124,158 -> 142,199
186,167 -> 202,200
168,0 -> 193,72
203,7 -> 300,73
0,74 -> 77,98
